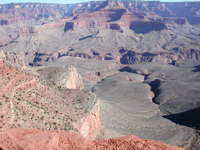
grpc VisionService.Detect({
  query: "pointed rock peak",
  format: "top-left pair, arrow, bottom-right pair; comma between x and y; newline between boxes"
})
93,0 -> 127,12
95,0 -> 125,11
106,0 -> 124,8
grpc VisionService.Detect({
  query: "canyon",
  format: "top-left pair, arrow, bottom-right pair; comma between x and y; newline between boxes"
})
1,0 -> 200,66
0,52 -> 101,141
0,0 -> 200,149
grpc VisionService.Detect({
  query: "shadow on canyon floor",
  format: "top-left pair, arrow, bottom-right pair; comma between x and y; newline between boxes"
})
129,21 -> 167,34
193,65 -> 200,72
164,107 -> 200,130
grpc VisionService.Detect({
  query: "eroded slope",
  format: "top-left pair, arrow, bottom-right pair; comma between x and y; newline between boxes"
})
92,71 -> 196,149
0,54 -> 101,140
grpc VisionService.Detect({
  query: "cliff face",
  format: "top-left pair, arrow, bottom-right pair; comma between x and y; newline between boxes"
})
0,3 -> 65,26
78,98 -> 100,140
164,2 -> 200,25
0,53 -> 100,140
1,1 -> 200,66
120,49 -> 200,64
65,66 -> 84,90
38,66 -> 84,90
1,1 -> 200,26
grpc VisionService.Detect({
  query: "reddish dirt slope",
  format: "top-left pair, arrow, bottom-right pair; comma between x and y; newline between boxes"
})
0,128 -> 185,150
0,56 -> 100,140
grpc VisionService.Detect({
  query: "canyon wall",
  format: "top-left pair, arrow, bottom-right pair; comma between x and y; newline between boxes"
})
78,98 -> 101,140
0,52 -> 100,141
1,1 -> 200,26
120,49 -> 200,64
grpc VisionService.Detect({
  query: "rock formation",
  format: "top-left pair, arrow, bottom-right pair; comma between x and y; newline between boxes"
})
38,66 -> 84,90
65,66 -> 84,90
1,1 -> 200,26
0,54 -> 100,140
0,50 -> 25,68
0,128 -> 184,150
1,0 -> 200,66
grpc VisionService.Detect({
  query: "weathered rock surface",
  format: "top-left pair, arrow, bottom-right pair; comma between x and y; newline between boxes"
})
1,1 -> 200,26
0,128 -> 184,150
1,1 -> 200,66
38,66 -> 84,90
35,55 -> 121,90
92,71 -> 195,149
0,1 -> 200,66
0,55 -> 100,140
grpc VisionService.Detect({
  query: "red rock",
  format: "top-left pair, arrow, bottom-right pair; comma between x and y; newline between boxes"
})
78,100 -> 100,140
0,59 -> 4,68
64,6 -> 150,30
0,128 -> 185,150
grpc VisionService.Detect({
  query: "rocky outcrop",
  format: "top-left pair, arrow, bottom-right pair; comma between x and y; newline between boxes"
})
65,66 -> 84,90
0,3 -> 64,26
0,50 -> 5,58
164,2 -> 200,25
156,17 -> 188,25
23,50 -> 115,66
120,49 -> 200,64
0,51 -> 25,68
63,5 -> 150,30
78,98 -> 100,140
19,26 -> 39,36
0,57 -> 100,141
39,66 -> 84,90
0,128 -> 185,150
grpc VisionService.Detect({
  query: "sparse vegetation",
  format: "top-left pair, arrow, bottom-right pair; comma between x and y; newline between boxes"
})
0,60 -> 95,134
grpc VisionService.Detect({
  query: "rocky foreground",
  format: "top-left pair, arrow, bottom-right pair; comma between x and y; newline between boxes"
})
0,128 -> 184,150
0,51 -> 101,141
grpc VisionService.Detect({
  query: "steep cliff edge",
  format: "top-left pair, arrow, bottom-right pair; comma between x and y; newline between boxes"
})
38,66 -> 84,90
0,52 -> 101,141
0,128 -> 185,150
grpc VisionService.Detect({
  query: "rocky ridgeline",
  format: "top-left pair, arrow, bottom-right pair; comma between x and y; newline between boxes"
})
0,128 -> 185,150
120,49 -> 200,64
0,51 -> 25,68
0,3 -> 65,26
0,52 -> 101,141
0,0 -> 199,66
0,1 -> 200,26
38,66 -> 84,90
0,1 -> 196,66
